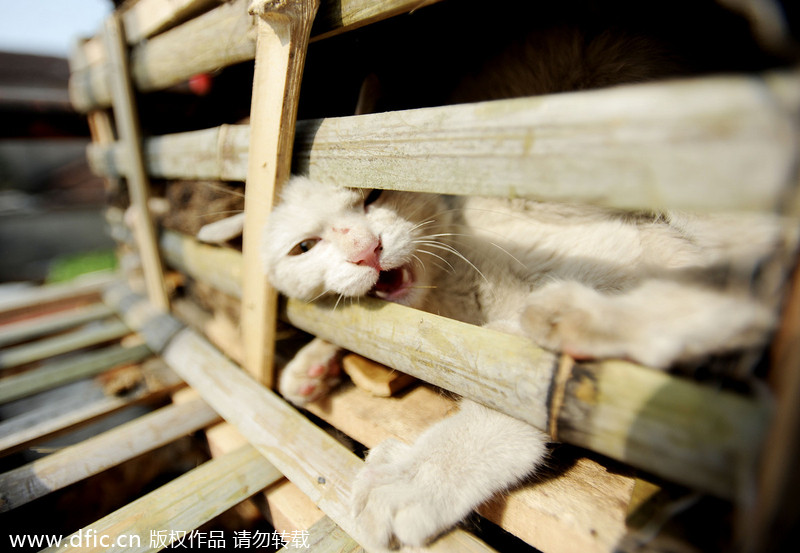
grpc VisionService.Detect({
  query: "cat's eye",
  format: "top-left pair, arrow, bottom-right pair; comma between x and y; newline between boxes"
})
288,238 -> 320,256
363,189 -> 383,208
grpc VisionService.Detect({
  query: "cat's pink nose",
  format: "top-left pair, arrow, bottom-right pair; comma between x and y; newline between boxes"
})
349,238 -> 382,270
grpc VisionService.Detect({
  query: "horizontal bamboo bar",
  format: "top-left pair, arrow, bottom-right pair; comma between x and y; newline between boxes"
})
104,283 -> 498,553
0,271 -> 117,323
70,0 -> 445,112
88,70 -> 800,213
0,343 -> 152,405
0,319 -> 132,371
0,303 -> 115,349
158,231 -> 770,499
0,397 -> 221,512
40,444 -> 282,553
0,360 -> 182,457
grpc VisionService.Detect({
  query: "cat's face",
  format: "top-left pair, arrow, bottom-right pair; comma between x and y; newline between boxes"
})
262,176 -> 451,308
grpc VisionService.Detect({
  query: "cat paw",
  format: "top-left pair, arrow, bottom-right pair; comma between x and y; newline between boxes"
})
351,439 -> 466,549
278,338 -> 342,406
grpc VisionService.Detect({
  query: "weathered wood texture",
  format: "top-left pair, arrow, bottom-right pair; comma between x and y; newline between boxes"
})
87,70 -> 800,213
240,0 -> 320,387
104,283 -> 498,553
0,343 -> 151,404
156,230 -> 770,500
40,444 -> 283,553
104,13 -> 170,311
0,359 -> 182,457
0,303 -> 114,348
0,397 -> 220,512
0,271 -> 116,324
69,0 -> 446,111
304,383 -> 635,553
0,319 -> 132,370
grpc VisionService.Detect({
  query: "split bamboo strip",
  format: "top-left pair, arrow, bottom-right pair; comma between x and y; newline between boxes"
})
39,444 -> 283,553
69,0 -> 446,112
0,397 -> 220,512
0,271 -> 116,323
104,13 -> 170,311
86,70 -> 800,214
0,343 -> 151,405
0,303 -> 114,348
160,231 -> 243,299
104,283 -> 499,553
240,0 -> 320,387
0,319 -> 132,371
0,360 -> 182,457
156,229 -> 770,499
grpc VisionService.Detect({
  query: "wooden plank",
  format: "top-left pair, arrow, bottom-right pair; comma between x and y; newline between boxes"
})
0,343 -> 151,405
0,271 -> 116,323
240,0 -> 320,387
0,319 -> 132,371
0,397 -> 221,512
0,359 -> 182,457
69,0 -> 445,112
104,283 -> 498,553
104,13 -> 170,311
39,445 -> 283,553
155,230 -> 771,499
304,383 -> 633,553
87,69 -> 800,213
280,516 -> 364,553
0,303 -> 115,348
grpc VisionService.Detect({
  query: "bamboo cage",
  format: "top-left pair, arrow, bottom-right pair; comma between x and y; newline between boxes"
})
3,0 -> 800,552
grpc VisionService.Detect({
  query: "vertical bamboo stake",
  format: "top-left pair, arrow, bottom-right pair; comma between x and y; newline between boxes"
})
241,0 -> 320,386
103,13 -> 170,312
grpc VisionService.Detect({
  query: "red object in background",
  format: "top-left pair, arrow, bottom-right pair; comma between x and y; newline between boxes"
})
188,73 -> 213,95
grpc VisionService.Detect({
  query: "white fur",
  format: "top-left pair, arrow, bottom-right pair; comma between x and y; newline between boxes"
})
262,175 -> 785,548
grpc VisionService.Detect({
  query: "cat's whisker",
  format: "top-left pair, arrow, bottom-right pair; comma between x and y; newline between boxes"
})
415,240 -> 488,283
193,209 -> 244,219
416,248 -> 457,273
333,293 -> 345,312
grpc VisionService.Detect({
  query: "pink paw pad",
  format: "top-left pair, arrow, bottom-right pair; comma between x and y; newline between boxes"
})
307,364 -> 327,378
298,382 -> 318,397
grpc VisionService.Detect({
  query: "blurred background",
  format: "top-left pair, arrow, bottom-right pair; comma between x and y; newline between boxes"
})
0,0 -> 115,284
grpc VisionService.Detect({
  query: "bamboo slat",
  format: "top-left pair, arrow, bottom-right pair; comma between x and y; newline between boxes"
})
87,70 -> 800,214
240,0 -> 320,387
104,13 -> 170,312
0,397 -> 221,512
121,0 -> 222,43
0,360 -> 182,457
69,0 -> 446,112
39,444 -> 283,553
104,283 -> 498,553
0,319 -> 132,370
0,271 -> 116,323
0,343 -> 151,405
0,303 -> 115,348
154,231 -> 769,500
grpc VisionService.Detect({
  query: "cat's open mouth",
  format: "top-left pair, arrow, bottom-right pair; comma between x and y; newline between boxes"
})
370,265 -> 414,301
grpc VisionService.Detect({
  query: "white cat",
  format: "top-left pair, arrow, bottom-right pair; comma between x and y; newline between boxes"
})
262,174 -> 782,548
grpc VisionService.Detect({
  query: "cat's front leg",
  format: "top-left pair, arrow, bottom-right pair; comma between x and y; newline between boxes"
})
351,400 -> 548,548
278,337 -> 343,406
